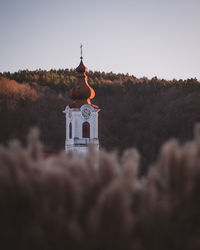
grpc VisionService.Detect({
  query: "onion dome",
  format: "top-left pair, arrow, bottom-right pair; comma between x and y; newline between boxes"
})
68,58 -> 98,109
76,60 -> 87,73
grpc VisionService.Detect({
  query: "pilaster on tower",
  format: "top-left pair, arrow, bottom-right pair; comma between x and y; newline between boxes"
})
63,47 -> 100,153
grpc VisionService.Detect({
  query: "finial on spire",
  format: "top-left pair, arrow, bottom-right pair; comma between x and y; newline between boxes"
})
80,43 -> 83,60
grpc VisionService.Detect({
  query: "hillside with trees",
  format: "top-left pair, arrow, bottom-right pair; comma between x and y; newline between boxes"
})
0,69 -> 200,172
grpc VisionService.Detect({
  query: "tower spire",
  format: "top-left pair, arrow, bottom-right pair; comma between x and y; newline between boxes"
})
68,45 -> 98,109
80,43 -> 83,60
64,47 -> 100,153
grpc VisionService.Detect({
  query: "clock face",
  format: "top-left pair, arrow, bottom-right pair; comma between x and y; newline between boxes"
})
82,108 -> 91,120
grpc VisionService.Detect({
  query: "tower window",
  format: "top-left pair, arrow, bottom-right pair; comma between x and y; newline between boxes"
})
69,122 -> 72,139
82,122 -> 90,138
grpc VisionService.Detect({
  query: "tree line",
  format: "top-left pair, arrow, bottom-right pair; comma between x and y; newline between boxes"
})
1,69 -> 199,92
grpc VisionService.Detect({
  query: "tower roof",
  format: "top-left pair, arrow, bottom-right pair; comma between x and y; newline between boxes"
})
68,47 -> 98,109
76,59 -> 87,73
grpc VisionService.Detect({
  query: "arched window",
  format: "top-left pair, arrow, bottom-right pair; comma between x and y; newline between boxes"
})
69,122 -> 72,139
82,122 -> 90,138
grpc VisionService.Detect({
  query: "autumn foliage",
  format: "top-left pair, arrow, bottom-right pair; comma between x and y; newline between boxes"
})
0,77 -> 38,108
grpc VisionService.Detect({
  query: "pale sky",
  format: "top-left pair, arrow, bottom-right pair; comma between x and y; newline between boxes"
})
0,0 -> 200,80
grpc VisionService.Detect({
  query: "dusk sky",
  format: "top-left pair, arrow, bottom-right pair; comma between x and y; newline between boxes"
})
0,0 -> 200,80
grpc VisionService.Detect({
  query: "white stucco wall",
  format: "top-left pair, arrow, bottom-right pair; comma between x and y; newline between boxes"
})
63,104 -> 100,153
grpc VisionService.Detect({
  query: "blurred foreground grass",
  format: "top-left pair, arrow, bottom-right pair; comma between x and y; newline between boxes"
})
0,126 -> 200,250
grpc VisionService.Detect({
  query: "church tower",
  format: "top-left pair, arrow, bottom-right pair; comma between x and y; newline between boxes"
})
63,46 -> 100,153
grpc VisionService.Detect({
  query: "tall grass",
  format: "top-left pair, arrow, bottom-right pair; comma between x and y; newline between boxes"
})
0,126 -> 200,250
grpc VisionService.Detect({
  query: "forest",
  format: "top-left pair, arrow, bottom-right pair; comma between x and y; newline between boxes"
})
0,69 -> 200,172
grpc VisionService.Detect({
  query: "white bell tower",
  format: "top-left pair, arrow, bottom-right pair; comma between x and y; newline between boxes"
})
64,104 -> 100,153
63,45 -> 100,153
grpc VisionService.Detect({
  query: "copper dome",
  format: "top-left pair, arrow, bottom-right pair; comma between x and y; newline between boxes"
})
68,59 -> 98,109
76,60 -> 87,73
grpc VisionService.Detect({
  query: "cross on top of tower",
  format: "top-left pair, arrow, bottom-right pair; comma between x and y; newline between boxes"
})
80,43 -> 83,60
